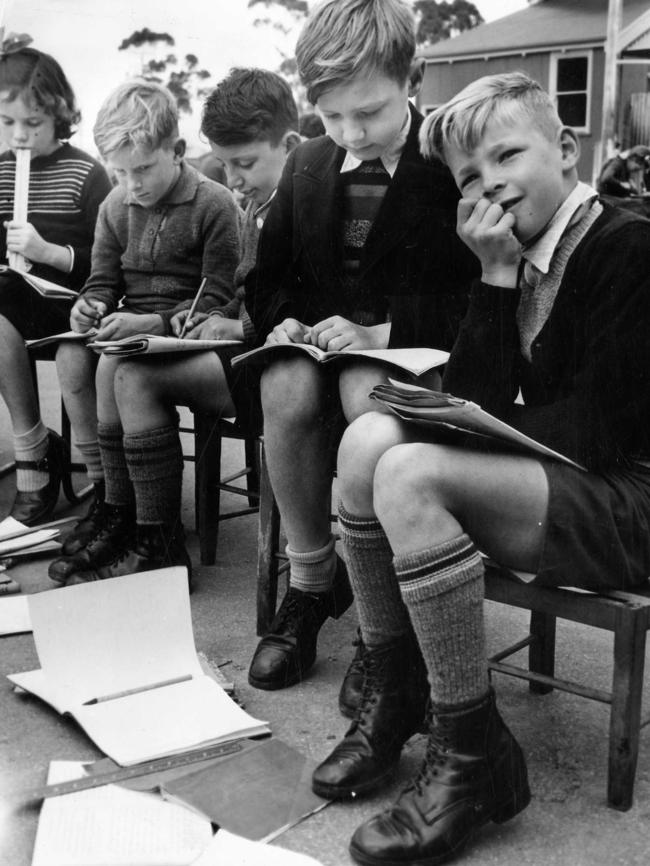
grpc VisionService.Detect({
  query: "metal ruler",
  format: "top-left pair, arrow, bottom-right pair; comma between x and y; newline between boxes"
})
21,740 -> 244,803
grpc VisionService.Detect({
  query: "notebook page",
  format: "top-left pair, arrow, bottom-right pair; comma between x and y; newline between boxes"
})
27,568 -> 202,706
31,761 -> 212,866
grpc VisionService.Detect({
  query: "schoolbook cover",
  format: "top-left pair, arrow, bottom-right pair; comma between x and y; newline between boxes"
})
161,737 -> 330,842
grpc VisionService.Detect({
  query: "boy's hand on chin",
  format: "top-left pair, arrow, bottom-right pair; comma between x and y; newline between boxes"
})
265,318 -> 309,345
457,197 -> 521,288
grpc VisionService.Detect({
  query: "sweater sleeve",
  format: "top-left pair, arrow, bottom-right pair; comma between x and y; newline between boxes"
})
79,195 -> 126,312
157,184 -> 240,330
71,162 -> 112,286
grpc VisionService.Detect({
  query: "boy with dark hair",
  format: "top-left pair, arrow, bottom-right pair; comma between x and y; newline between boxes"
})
50,69 -> 301,586
317,71 -> 650,865
245,0 -> 475,698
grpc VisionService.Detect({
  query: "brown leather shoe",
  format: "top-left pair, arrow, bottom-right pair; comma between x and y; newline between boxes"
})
61,481 -> 106,556
10,430 -> 68,526
248,556 -> 353,691
66,522 -> 192,590
48,502 -> 134,584
312,635 -> 428,800
349,689 -> 530,865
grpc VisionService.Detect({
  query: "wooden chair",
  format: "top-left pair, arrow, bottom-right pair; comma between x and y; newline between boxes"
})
183,414 -> 261,566
256,460 -> 650,810
483,561 -> 650,811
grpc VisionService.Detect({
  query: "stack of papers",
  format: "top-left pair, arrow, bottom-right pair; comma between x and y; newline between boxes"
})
7,567 -> 270,765
0,516 -> 74,560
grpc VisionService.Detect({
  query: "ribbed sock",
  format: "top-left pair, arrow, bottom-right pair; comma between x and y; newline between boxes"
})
123,424 -> 183,528
14,421 -> 49,492
395,533 -> 489,707
97,422 -> 132,508
287,534 -> 337,594
75,438 -> 104,484
338,504 -> 410,647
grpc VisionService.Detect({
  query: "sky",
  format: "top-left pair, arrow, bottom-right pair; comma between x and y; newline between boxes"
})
0,0 -> 529,154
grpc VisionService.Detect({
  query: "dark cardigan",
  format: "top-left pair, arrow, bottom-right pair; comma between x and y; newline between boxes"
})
443,203 -> 650,471
246,105 -> 478,352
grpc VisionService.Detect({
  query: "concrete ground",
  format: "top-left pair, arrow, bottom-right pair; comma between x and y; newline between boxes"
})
1,362 -> 650,866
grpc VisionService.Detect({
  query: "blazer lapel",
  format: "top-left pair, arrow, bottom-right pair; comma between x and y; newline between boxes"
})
294,140 -> 346,289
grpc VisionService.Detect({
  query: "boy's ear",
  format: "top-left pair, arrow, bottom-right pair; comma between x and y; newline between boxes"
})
559,127 -> 580,169
407,58 -> 426,98
283,131 -> 302,153
173,138 -> 186,161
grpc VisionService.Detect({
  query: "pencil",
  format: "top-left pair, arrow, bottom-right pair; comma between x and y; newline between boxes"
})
178,277 -> 208,339
83,674 -> 193,705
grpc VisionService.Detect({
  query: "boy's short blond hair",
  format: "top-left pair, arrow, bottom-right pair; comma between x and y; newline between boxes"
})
93,79 -> 179,159
296,0 -> 416,105
420,72 -> 563,165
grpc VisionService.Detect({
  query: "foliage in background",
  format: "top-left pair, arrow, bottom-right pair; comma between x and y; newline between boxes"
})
247,0 -> 483,109
118,28 -> 212,114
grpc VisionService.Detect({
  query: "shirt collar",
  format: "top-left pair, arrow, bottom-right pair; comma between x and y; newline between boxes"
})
522,181 -> 598,275
339,107 -> 411,178
127,161 -> 199,208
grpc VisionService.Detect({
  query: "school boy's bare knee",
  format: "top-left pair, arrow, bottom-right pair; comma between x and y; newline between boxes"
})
55,342 -> 96,395
261,358 -> 327,429
338,411 -> 408,509
373,442 -> 451,522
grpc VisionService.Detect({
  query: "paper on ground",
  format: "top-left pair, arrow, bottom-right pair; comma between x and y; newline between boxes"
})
191,829 -> 325,866
0,594 -> 31,635
31,762 -> 212,866
7,568 -> 269,764
0,529 -> 59,556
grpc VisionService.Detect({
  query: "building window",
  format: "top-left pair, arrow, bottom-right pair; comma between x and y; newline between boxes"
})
550,51 -> 592,133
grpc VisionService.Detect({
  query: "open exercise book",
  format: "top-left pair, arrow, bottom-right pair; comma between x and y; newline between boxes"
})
371,379 -> 585,470
232,344 -> 449,378
7,567 -> 270,766
0,265 -> 77,299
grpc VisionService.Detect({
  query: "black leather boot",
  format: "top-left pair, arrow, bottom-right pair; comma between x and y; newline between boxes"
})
61,481 -> 106,556
349,689 -> 531,866
339,626 -> 429,722
48,502 -> 134,584
312,635 -> 429,800
248,555 -> 353,691
66,522 -> 192,589
338,627 -> 366,718
10,430 -> 68,526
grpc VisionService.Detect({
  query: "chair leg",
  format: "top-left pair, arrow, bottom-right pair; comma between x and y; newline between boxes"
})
607,605 -> 647,810
529,610 -> 556,694
244,436 -> 260,508
194,415 -> 221,567
256,444 -> 281,636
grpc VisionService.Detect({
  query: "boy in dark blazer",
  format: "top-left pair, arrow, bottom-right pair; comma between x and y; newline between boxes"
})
246,0 -> 477,698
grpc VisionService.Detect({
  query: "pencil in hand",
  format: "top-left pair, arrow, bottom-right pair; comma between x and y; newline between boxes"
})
178,277 -> 208,339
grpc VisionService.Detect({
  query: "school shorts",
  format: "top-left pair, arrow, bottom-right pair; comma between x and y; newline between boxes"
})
0,272 -> 74,339
534,461 -> 650,591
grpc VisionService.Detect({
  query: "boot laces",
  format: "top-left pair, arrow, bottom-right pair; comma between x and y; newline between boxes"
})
269,588 -> 323,636
408,712 -> 454,795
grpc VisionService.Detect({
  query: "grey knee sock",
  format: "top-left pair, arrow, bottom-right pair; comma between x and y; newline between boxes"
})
338,504 -> 410,647
123,424 -> 183,527
97,422 -> 132,507
395,533 -> 489,707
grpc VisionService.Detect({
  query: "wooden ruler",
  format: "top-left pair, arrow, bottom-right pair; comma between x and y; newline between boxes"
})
9,146 -> 30,271
21,740 -> 245,803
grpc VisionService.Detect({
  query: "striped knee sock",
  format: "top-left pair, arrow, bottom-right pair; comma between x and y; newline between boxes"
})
97,422 -> 132,507
124,424 -> 183,527
395,533 -> 489,707
338,504 -> 410,647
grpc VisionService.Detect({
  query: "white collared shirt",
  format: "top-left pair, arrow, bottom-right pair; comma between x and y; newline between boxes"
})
521,181 -> 598,285
339,109 -> 412,179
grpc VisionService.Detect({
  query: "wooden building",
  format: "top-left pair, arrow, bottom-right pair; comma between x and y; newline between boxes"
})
418,0 -> 650,183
